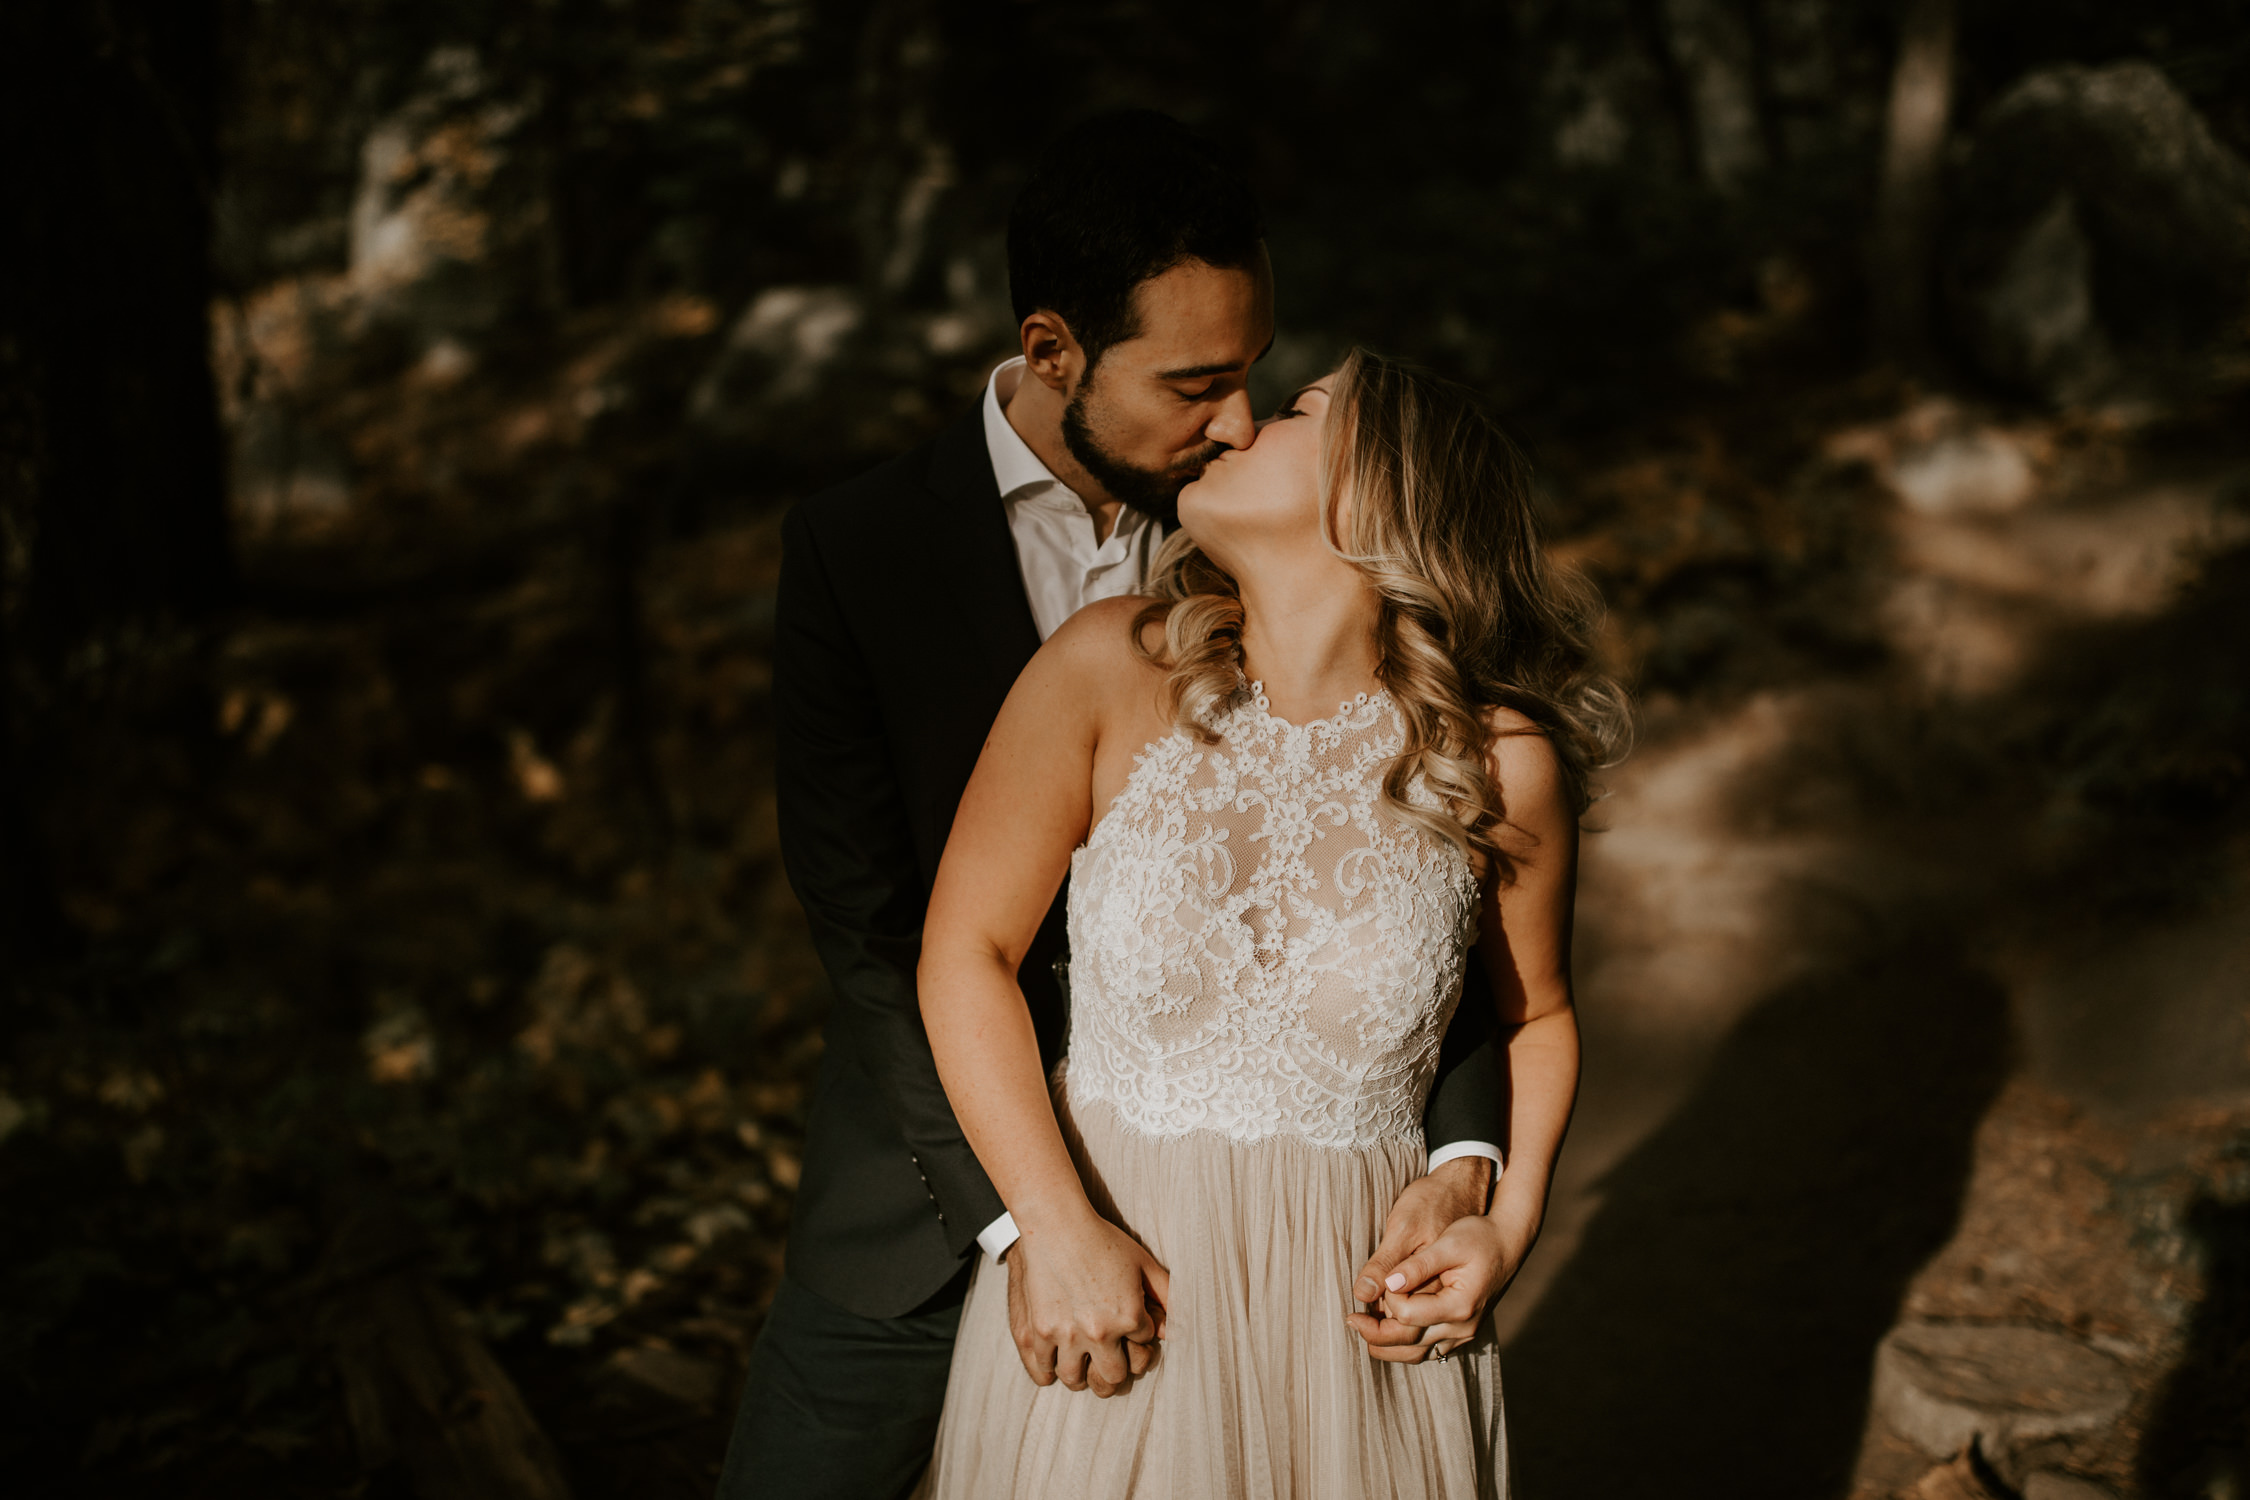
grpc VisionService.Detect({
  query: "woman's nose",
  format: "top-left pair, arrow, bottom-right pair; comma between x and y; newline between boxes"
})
1205,388 -> 1257,450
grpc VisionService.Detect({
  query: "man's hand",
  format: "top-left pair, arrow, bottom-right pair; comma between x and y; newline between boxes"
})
1004,1212 -> 1169,1397
1347,1156 -> 1515,1363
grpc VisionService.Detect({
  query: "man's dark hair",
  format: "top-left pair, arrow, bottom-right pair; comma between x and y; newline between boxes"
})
1007,110 -> 1265,371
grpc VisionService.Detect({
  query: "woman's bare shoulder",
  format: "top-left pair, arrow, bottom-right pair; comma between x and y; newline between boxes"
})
1028,595 -> 1168,704
1053,591 -> 1153,637
1480,705 -> 1571,834
1480,702 -> 1541,739
1044,595 -> 1162,663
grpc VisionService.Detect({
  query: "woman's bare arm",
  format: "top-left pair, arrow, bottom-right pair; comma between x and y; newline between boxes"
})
1357,722 -> 1584,1357
1475,730 -> 1583,1260
918,598 -> 1168,1397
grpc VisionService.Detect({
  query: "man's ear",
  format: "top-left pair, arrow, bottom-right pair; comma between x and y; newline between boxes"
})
1019,310 -> 1083,394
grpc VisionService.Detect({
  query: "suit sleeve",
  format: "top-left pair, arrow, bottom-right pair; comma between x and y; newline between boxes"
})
1422,961 -> 1508,1155
773,505 -> 1004,1260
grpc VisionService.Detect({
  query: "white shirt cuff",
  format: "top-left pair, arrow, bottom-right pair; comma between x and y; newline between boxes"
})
1426,1140 -> 1503,1173
976,1210 -> 1021,1261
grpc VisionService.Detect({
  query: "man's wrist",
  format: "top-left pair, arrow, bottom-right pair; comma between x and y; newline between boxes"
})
1426,1139 -> 1502,1174
976,1211 -> 1020,1262
1426,1146 -> 1497,1215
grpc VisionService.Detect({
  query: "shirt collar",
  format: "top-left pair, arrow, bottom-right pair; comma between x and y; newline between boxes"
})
982,357 -> 1072,503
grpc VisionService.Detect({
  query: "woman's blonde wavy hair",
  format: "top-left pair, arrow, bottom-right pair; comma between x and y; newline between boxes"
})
1132,347 -> 1630,876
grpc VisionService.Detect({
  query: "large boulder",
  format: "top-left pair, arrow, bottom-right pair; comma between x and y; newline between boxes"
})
1872,1321 -> 2133,1481
1945,61 -> 2250,405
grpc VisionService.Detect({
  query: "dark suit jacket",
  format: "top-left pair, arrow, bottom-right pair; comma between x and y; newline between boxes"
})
774,406 -> 1507,1320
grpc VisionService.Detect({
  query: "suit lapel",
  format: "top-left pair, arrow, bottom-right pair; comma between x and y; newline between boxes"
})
922,408 -> 1042,689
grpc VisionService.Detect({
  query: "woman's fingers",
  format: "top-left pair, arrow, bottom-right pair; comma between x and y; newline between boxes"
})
1387,1284 -> 1478,1326
1362,1318 -> 1479,1363
1140,1253 -> 1172,1339
1141,1254 -> 1171,1309
1088,1336 -> 1132,1395
1379,1246 -> 1442,1298
1344,1309 -> 1426,1348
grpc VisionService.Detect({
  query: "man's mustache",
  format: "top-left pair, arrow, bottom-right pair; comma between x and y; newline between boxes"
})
1170,441 -> 1229,481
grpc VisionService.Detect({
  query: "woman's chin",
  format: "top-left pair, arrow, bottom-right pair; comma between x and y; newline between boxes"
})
1173,483 -> 1209,533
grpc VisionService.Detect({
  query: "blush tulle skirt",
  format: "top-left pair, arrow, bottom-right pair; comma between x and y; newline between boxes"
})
914,1071 -> 1510,1500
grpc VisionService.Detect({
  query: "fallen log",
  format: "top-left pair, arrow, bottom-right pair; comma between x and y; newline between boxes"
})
300,1188 -> 574,1500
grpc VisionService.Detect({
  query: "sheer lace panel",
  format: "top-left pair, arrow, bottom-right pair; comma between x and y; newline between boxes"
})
1066,683 -> 1482,1150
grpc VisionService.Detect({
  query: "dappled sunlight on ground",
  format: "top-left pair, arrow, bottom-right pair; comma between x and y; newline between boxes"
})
1495,400 -> 2250,1498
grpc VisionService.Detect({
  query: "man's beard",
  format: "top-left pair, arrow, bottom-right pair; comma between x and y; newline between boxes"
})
1061,381 -> 1224,526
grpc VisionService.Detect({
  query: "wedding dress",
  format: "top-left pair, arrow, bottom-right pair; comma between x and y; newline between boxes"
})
916,683 -> 1510,1499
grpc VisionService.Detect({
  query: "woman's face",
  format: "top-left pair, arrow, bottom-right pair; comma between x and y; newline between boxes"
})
1174,378 -> 1335,576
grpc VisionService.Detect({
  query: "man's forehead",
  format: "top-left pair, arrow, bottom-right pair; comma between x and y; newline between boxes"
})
1118,257 -> 1275,373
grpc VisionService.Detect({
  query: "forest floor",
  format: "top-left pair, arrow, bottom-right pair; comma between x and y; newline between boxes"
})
4,289 -> 2247,1499
1498,393 -> 2250,1498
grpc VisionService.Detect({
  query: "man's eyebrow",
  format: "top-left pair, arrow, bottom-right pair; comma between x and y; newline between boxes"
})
1155,334 -> 1278,382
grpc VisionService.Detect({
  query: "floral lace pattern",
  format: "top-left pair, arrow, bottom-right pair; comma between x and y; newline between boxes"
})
1066,683 -> 1482,1150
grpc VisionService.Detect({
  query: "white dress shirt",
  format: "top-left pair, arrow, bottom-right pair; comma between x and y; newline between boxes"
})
984,357 -> 1165,641
968,358 -> 1500,1260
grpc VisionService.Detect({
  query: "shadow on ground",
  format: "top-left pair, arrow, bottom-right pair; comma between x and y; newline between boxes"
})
1503,944 -> 2012,1498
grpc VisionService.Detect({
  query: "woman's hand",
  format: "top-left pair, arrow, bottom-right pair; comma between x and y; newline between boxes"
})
1348,1210 -> 1532,1362
1005,1208 -> 1171,1396
1346,1155 -> 1491,1359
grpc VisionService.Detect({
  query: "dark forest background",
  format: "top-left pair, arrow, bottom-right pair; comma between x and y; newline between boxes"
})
3,2 -> 2249,1497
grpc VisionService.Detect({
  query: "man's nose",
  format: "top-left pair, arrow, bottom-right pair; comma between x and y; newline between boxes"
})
1205,387 -> 1257,450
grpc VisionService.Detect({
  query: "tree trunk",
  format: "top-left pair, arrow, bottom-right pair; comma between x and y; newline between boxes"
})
1869,0 -> 1958,367
0,0 -> 237,963
8,0 -> 236,657
1661,0 -> 1771,195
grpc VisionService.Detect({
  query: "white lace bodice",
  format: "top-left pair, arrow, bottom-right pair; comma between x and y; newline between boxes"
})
1065,683 -> 1483,1150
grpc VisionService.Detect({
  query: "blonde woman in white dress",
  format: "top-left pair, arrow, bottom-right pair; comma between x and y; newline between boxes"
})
913,348 -> 1625,1499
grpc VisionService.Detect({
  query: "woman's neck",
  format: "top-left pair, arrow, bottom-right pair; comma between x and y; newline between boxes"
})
1234,565 -> 1382,724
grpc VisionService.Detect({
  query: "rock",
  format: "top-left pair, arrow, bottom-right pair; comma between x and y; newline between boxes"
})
1911,1446 -> 2011,1499
343,44 -> 557,344
691,286 -> 866,422
1955,193 -> 2113,405
1890,430 -> 2036,517
1872,1322 -> 2132,1473
1946,61 -> 2250,405
686,284 -> 894,465
2022,1474 -> 2119,1500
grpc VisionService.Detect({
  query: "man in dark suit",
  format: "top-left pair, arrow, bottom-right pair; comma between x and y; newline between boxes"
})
716,111 -> 1510,1500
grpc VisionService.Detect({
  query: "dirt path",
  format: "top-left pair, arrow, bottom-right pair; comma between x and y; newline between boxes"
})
1495,403 -> 2250,1499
